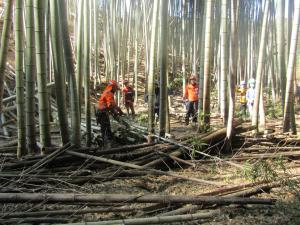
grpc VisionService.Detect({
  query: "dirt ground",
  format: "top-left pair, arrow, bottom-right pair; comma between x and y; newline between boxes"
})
1,96 -> 300,224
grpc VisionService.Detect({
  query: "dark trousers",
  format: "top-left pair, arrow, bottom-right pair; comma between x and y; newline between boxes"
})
240,103 -> 247,119
185,101 -> 198,124
97,110 -> 113,141
125,101 -> 135,116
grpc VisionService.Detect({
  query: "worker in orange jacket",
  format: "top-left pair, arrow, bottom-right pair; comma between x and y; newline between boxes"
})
96,80 -> 124,145
183,75 -> 199,125
122,80 -> 135,117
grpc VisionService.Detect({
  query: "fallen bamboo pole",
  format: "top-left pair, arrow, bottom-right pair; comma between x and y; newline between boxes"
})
0,217 -> 68,224
159,175 -> 300,216
22,143 -> 72,174
0,139 -> 17,148
0,206 -> 143,218
2,82 -> 55,104
129,124 -> 244,169
0,193 -> 276,205
234,146 -> 300,152
67,150 -> 222,186
231,150 -> 300,161
53,210 -> 220,225
154,135 -> 244,169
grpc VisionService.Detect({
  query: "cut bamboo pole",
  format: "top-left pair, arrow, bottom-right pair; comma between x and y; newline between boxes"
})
0,193 -> 275,205
53,210 -> 219,225
67,150 -> 223,186
22,143 -> 72,174
0,206 -> 143,218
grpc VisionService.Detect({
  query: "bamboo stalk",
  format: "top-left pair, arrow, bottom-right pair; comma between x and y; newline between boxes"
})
54,210 -> 219,225
34,0 -> 52,148
0,206 -> 143,218
67,150 -> 223,186
25,0 -> 37,153
0,193 -> 275,205
22,143 -> 72,174
49,0 -> 70,145
0,0 -> 13,113
58,0 -> 81,146
15,0 -> 27,158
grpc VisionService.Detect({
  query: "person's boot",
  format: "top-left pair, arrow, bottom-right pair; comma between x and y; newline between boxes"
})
185,117 -> 189,125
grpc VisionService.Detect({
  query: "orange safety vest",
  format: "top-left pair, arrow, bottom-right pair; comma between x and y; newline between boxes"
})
98,86 -> 117,110
184,84 -> 199,102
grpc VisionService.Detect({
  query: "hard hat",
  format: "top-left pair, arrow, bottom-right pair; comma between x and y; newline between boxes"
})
189,75 -> 197,80
249,78 -> 255,84
108,80 -> 120,89
240,80 -> 246,85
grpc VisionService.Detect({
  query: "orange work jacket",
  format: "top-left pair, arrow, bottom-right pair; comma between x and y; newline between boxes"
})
184,84 -> 199,102
98,86 -> 117,110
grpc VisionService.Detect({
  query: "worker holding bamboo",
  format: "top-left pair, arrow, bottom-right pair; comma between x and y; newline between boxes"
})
96,80 -> 125,148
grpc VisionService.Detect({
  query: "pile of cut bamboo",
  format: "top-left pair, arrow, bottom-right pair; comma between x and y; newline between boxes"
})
0,122 -> 294,224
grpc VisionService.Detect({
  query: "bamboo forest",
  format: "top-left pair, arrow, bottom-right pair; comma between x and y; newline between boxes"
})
2,0 -> 300,224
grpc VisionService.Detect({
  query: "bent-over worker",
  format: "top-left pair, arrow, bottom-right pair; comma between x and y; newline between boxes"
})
96,80 -> 124,147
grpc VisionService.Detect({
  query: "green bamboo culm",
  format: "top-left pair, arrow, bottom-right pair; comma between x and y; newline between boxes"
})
147,0 -> 160,143
25,0 -> 37,153
83,1 -> 91,147
34,0 -> 52,149
57,0 -> 81,146
0,0 -> 14,114
49,0 -> 70,145
159,0 -> 169,137
76,0 -> 84,111
15,0 -> 27,158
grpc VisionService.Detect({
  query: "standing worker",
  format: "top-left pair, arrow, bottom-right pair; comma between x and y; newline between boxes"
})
122,80 -> 136,117
237,80 -> 247,120
154,81 -> 160,123
96,80 -> 125,148
183,75 -> 199,125
246,78 -> 256,117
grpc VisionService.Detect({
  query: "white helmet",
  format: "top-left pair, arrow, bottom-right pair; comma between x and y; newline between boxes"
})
249,78 -> 255,84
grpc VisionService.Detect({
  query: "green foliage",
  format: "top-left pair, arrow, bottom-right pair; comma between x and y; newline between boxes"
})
136,113 -> 148,126
197,112 -> 212,132
236,107 -> 247,120
265,99 -> 282,119
239,156 -> 285,182
169,75 -> 183,91
187,136 -> 208,158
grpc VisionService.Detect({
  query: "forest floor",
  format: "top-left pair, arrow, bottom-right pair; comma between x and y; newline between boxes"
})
1,96 -> 300,224
125,97 -> 300,224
